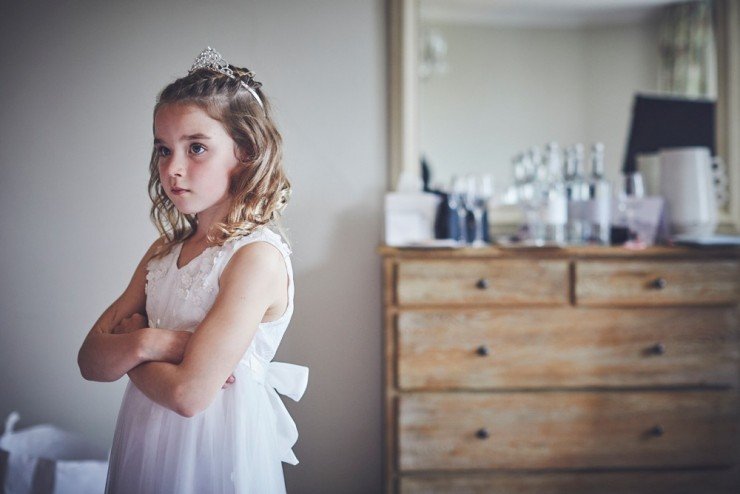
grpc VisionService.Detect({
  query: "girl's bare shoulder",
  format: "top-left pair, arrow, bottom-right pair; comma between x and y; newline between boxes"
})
222,240 -> 286,286
145,236 -> 174,263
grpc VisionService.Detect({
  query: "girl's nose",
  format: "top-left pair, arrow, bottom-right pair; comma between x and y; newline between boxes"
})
167,153 -> 186,177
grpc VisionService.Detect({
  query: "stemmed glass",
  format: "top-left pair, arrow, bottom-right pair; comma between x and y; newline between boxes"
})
463,174 -> 494,247
450,175 -> 469,244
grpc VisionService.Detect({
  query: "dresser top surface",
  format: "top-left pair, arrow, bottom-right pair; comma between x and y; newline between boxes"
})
377,244 -> 740,260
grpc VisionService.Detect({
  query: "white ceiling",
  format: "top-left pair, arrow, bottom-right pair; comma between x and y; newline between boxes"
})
421,0 -> 686,27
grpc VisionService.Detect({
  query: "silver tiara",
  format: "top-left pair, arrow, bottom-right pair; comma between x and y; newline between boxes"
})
189,47 -> 264,110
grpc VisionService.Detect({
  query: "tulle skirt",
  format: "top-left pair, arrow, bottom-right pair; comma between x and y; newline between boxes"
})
105,366 -> 285,494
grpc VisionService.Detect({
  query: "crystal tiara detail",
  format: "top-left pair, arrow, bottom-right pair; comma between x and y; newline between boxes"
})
189,46 -> 264,110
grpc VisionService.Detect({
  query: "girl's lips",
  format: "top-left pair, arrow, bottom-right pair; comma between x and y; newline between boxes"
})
171,188 -> 189,195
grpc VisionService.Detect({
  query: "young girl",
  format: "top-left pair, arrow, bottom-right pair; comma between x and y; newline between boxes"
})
77,47 -> 308,494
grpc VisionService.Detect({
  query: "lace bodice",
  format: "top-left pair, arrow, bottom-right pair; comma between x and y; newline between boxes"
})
145,226 -> 294,345
145,241 -> 222,331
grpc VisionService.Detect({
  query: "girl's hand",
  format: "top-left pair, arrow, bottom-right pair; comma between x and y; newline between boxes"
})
135,327 -> 192,364
112,313 -> 148,334
156,329 -> 192,364
222,374 -> 236,389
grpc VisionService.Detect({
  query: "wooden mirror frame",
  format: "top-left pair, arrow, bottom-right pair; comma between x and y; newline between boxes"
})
389,0 -> 418,193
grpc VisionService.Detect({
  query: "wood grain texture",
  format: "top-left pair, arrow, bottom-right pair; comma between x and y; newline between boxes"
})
399,391 -> 740,471
397,259 -> 568,306
400,468 -> 740,494
381,248 -> 740,493
397,307 -> 740,389
576,260 -> 740,306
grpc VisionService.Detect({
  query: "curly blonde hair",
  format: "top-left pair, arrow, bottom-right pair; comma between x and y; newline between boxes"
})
148,66 -> 290,259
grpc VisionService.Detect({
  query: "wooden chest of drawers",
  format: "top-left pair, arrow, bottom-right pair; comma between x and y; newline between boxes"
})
379,245 -> 740,494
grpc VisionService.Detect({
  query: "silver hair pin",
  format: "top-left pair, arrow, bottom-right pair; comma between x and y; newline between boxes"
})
189,46 -> 265,110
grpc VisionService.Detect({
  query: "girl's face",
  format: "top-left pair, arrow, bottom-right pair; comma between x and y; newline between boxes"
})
154,103 -> 240,217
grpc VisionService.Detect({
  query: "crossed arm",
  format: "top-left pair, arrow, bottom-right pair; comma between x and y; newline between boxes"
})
78,238 -> 188,382
78,238 -> 286,417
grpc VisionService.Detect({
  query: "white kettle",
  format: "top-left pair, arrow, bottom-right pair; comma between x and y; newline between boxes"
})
658,147 -> 717,237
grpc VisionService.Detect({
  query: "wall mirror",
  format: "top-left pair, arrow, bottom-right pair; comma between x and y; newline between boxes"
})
389,0 -> 739,231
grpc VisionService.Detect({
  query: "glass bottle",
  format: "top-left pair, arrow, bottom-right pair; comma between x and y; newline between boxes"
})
564,144 -> 590,244
538,142 -> 567,244
587,142 -> 611,245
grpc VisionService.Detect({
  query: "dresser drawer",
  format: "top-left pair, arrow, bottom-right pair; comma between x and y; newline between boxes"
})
396,260 -> 568,306
397,307 -> 740,390
576,260 -> 740,306
398,391 -> 740,471
400,469 -> 740,494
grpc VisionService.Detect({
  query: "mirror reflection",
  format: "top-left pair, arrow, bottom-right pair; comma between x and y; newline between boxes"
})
417,0 -> 726,220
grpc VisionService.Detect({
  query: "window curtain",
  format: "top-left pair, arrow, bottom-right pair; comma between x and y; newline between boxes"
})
658,0 -> 717,98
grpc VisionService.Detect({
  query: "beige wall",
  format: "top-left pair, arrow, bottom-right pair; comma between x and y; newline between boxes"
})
0,1 -> 385,492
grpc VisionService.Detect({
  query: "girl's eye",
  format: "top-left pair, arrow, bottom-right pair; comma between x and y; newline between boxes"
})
156,146 -> 171,157
190,143 -> 206,155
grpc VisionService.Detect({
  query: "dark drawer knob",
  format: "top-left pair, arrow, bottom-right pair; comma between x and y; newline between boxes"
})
476,278 -> 489,290
648,424 -> 664,437
651,277 -> 667,289
475,428 -> 490,439
476,345 -> 490,357
649,342 -> 666,355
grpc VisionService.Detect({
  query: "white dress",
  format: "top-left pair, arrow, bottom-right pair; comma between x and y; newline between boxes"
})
105,227 -> 308,494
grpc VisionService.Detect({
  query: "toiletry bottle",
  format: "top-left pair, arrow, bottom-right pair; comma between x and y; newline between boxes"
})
538,142 -> 567,244
512,152 -> 536,244
587,142 -> 611,245
564,144 -> 589,244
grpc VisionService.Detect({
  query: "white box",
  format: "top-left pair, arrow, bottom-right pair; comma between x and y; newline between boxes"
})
384,192 -> 440,246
